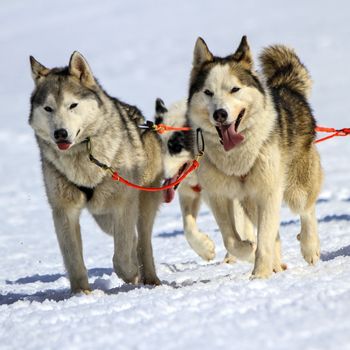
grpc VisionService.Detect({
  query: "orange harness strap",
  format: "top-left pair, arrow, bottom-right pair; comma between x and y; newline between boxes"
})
153,124 -> 192,134
146,120 -> 350,144
111,160 -> 199,191
315,126 -> 350,143
139,121 -> 191,134
86,127 -> 204,193
86,122 -> 349,193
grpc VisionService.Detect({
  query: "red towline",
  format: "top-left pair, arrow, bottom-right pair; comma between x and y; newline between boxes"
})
88,123 -> 350,194
314,126 -> 350,143
146,121 -> 350,144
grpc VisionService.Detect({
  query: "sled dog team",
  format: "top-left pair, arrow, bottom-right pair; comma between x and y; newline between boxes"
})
29,36 -> 322,293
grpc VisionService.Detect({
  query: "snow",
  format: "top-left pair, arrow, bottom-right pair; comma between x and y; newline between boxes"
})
1,0 -> 350,349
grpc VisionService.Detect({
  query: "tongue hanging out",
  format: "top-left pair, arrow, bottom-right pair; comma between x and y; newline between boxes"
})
216,109 -> 245,152
162,162 -> 191,203
163,178 -> 175,203
218,124 -> 244,151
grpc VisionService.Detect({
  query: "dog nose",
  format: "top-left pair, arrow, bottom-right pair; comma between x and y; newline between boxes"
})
54,128 -> 68,140
213,109 -> 228,123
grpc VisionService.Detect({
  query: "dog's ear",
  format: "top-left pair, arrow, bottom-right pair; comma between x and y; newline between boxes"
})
69,51 -> 96,87
232,36 -> 253,70
155,98 -> 167,124
155,98 -> 168,114
193,37 -> 213,67
30,56 -> 50,84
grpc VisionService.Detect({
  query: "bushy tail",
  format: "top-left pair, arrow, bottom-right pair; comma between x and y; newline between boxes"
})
259,45 -> 312,97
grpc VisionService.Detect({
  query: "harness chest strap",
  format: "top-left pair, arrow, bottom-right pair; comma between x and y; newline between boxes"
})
86,137 -> 202,192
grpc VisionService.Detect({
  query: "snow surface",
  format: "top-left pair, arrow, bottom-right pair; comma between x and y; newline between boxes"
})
1,0 -> 350,349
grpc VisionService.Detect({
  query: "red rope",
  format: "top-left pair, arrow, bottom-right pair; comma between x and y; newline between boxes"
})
110,160 -> 200,191
154,124 -> 191,134
315,126 -> 350,143
154,122 -> 350,143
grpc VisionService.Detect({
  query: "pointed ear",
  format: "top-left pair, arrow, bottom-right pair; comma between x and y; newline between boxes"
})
69,51 -> 95,87
29,56 -> 50,83
155,98 -> 167,124
232,36 -> 253,69
155,98 -> 168,115
193,37 -> 213,67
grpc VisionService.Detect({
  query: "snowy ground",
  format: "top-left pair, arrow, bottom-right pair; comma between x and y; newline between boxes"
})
1,1 -> 350,349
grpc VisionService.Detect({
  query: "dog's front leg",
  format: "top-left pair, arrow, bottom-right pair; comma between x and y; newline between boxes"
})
52,207 -> 90,293
112,195 -> 140,284
207,195 -> 255,262
179,188 -> 216,261
251,192 -> 282,279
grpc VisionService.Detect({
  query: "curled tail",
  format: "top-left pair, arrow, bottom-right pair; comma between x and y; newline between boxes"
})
259,45 -> 312,97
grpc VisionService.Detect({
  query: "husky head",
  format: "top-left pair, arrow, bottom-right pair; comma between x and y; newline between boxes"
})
29,52 -> 105,152
188,36 -> 266,152
155,98 -> 193,202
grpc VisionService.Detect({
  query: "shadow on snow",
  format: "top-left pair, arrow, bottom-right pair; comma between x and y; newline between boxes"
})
1,262 -> 232,305
321,244 -> 350,261
1,267 -> 113,306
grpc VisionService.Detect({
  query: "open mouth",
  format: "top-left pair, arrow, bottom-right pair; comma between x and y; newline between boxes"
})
162,161 -> 191,203
56,141 -> 72,151
215,108 -> 245,152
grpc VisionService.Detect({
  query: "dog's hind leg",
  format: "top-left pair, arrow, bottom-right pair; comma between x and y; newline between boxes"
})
298,206 -> 320,264
286,147 -> 322,265
137,191 -> 162,285
207,195 -> 256,262
52,207 -> 90,293
179,185 -> 215,261
223,199 -> 255,264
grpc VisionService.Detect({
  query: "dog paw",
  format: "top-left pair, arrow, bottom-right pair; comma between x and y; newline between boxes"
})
223,252 -> 237,264
72,287 -> 92,295
300,235 -> 320,265
233,240 -> 256,263
250,269 -> 272,280
301,246 -> 320,265
187,232 -> 216,261
273,262 -> 288,273
141,275 -> 162,286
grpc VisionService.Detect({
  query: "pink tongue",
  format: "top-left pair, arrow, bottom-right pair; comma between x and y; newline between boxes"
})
163,179 -> 175,203
220,123 -> 244,151
57,142 -> 71,150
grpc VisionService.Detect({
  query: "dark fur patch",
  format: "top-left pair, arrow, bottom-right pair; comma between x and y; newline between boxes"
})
77,186 -> 94,201
189,57 -> 265,101
168,130 -> 194,156
155,116 -> 163,125
270,85 -> 316,148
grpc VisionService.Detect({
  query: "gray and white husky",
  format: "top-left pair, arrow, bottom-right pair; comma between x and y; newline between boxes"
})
29,52 -> 163,293
187,36 -> 323,278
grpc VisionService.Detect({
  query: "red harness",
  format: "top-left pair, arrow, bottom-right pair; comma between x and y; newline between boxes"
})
86,122 -> 349,194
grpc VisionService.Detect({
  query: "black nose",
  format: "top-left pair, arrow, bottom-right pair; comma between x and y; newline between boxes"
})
54,128 -> 68,140
213,109 -> 228,123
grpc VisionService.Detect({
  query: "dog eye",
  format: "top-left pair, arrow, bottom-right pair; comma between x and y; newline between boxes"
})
44,106 -> 53,112
204,89 -> 214,97
231,87 -> 240,93
168,140 -> 183,154
69,103 -> 78,109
